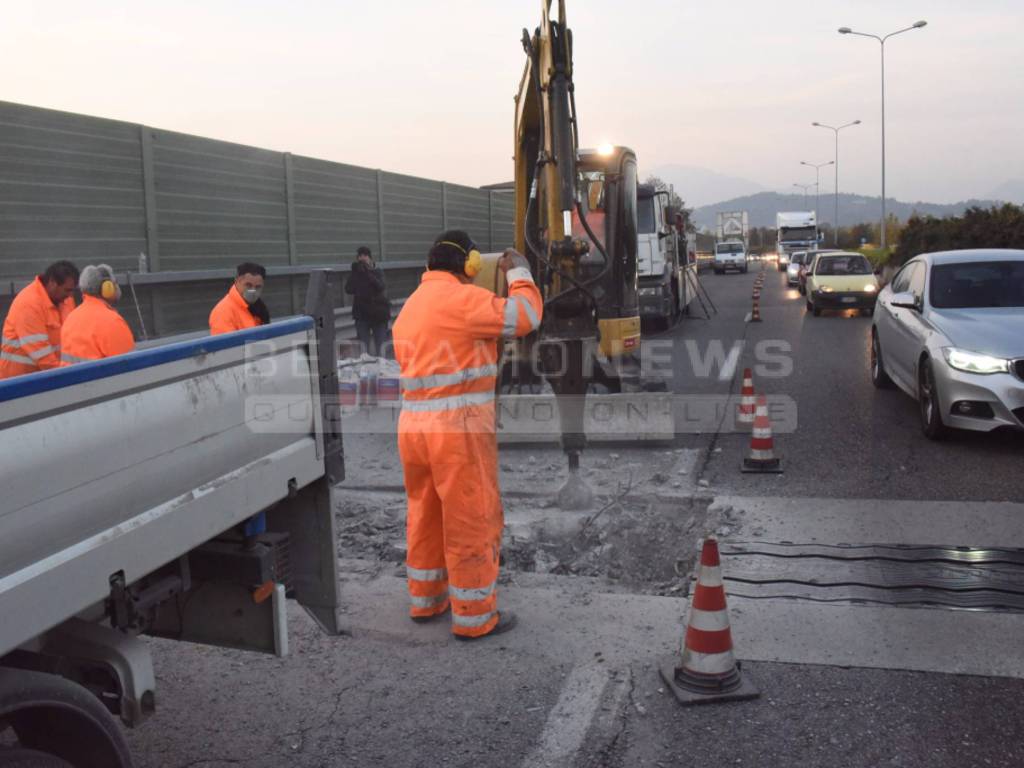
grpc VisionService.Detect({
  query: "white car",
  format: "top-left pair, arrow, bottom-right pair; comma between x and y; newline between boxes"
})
871,249 -> 1024,439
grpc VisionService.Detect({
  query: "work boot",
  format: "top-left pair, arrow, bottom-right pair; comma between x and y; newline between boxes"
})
454,611 -> 517,641
410,604 -> 450,624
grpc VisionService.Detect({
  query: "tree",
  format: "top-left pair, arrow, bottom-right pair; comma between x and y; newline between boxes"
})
895,203 -> 1024,264
645,175 -> 695,232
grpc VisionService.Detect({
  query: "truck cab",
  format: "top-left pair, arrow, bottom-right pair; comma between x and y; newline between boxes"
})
713,241 -> 748,274
637,183 -> 684,328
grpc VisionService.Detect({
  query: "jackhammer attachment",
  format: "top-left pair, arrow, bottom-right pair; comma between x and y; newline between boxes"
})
541,338 -> 595,510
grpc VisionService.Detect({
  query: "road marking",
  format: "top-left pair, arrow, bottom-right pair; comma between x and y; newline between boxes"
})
520,663 -> 612,768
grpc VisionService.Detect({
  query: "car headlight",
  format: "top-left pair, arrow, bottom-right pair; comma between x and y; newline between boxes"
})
818,285 -> 834,293
863,284 -> 877,293
941,347 -> 1010,375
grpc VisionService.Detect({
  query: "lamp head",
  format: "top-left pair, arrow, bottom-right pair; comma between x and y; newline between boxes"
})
838,27 -> 852,34
913,20 -> 927,28
853,119 -> 862,125
812,122 -> 821,127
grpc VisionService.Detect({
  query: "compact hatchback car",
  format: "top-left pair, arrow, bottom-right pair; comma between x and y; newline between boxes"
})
805,252 -> 880,316
871,249 -> 1024,439
786,252 -> 807,286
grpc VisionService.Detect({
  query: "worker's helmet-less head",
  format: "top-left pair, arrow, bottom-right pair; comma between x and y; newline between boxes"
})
79,264 -> 121,303
428,230 -> 481,278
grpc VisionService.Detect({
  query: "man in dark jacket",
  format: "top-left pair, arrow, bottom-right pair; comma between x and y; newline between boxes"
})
345,246 -> 390,356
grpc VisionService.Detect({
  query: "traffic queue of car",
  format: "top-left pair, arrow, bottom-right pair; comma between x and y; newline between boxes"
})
784,247 -> 1024,440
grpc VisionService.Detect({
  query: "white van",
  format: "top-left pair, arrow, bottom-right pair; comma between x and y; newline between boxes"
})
713,241 -> 748,274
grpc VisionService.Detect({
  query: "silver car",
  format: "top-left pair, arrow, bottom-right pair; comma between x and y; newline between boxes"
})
870,249 -> 1024,439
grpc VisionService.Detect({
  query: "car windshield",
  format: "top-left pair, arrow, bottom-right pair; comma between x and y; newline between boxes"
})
815,255 -> 871,276
930,260 -> 1024,308
716,243 -> 743,254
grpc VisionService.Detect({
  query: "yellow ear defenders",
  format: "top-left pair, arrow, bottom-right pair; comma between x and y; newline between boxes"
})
100,278 -> 118,301
439,240 -> 482,278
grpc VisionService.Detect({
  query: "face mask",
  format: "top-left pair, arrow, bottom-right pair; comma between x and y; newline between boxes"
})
242,287 -> 262,304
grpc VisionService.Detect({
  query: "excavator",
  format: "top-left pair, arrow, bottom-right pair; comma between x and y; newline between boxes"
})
478,1 -> 643,509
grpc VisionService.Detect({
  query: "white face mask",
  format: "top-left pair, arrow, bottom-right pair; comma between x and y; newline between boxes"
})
242,287 -> 262,304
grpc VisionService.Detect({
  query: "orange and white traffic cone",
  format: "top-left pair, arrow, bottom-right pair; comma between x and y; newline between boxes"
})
660,536 -> 759,705
741,395 -> 782,473
750,298 -> 762,322
735,368 -> 756,428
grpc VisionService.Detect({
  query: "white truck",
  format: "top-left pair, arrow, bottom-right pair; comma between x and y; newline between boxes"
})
637,184 -> 692,329
713,211 -> 749,274
776,211 -> 817,271
0,272 -> 345,767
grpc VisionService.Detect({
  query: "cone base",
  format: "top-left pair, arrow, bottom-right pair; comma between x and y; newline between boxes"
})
741,457 -> 783,473
659,657 -> 760,706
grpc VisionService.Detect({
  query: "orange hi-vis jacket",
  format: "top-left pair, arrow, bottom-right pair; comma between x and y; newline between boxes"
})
0,277 -> 75,379
209,286 -> 260,335
60,295 -> 135,364
392,267 -> 542,637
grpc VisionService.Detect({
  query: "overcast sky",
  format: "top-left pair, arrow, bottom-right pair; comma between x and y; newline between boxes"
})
3,1 -> 1022,205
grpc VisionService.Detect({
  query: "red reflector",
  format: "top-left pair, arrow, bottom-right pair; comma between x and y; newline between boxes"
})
624,337 -> 638,348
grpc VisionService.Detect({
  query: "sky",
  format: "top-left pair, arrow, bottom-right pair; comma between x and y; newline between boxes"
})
2,1 -> 1022,206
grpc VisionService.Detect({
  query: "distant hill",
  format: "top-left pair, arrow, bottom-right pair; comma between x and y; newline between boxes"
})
647,164 -> 764,208
692,191 -> 1007,231
987,179 -> 1024,205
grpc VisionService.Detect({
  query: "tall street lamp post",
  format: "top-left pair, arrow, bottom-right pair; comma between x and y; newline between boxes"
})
800,160 -> 834,243
812,121 -> 861,246
839,20 -> 928,249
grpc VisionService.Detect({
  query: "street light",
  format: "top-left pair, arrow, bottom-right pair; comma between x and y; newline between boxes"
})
812,121 -> 860,246
800,160 -> 834,242
839,20 -> 928,249
793,182 -> 814,206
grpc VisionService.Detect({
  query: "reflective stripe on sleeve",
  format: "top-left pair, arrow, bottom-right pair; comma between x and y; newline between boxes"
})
512,295 -> 540,331
2,333 -> 49,348
0,351 -> 35,365
450,581 -> 496,602
502,299 -> 519,337
407,566 -> 448,582
61,353 -> 92,364
401,391 -> 495,412
27,344 -> 56,361
410,593 -> 449,609
401,364 -> 498,392
452,610 -> 495,629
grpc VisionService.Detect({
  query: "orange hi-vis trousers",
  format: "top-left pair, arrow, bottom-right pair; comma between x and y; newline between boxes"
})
392,267 -> 543,637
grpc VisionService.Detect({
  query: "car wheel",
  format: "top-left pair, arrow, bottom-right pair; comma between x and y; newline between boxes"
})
871,331 -> 894,389
918,358 -> 948,440
805,299 -> 813,313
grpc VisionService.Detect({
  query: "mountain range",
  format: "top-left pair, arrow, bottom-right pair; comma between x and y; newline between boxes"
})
691,191 -> 1009,231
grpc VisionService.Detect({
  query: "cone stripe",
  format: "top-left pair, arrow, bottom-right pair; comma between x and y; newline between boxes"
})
694,569 -> 723,589
750,437 -> 773,449
690,583 -> 728,612
687,608 -> 730,633
684,626 -> 734,655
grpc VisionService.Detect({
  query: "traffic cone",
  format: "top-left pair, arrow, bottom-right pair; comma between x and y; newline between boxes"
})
659,536 -> 759,706
735,368 -> 756,428
741,395 -> 782,473
749,298 -> 762,322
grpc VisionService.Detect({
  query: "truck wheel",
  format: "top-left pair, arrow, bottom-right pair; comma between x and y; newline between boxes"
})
0,669 -> 133,768
0,749 -> 74,768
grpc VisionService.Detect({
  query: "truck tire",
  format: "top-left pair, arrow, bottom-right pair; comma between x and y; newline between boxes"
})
0,669 -> 133,768
0,749 -> 74,768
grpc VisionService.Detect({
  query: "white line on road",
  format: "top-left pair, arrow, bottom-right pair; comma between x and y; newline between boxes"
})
520,663 -> 613,768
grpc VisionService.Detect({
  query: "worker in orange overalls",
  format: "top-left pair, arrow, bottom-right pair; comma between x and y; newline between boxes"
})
209,262 -> 270,335
60,264 -> 135,364
392,230 -> 543,640
0,261 -> 79,379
